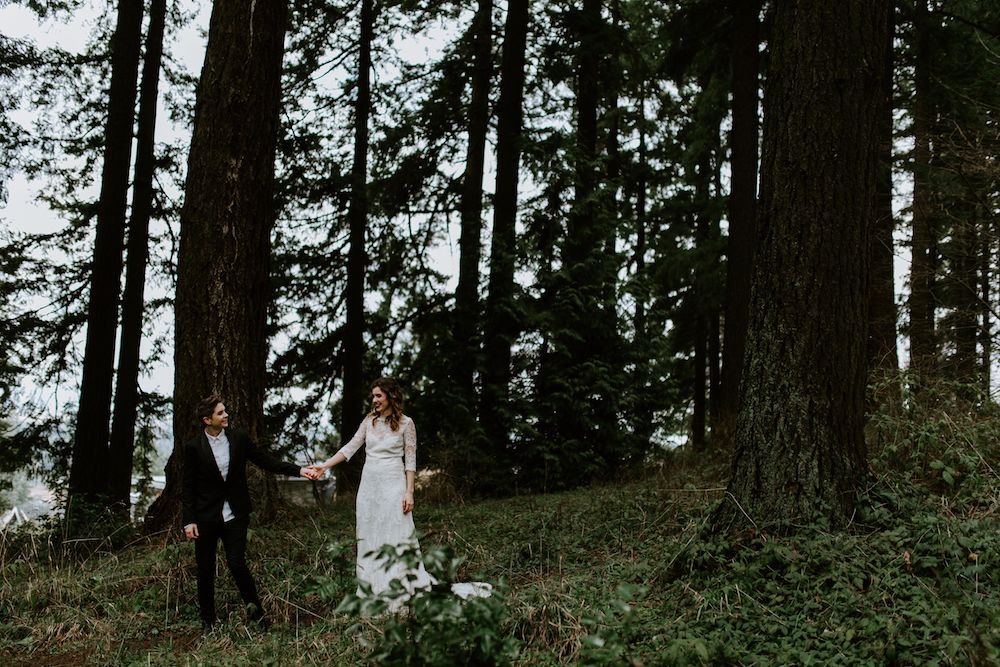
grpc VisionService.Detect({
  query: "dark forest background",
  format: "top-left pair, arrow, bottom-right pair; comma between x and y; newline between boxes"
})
1,0 -> 998,538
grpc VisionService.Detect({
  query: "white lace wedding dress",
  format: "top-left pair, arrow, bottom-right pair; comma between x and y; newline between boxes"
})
338,414 -> 491,612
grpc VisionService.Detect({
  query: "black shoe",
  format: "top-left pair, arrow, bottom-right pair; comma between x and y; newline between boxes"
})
248,603 -> 269,630
200,620 -> 216,634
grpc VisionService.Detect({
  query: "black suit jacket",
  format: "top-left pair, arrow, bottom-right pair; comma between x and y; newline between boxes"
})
181,429 -> 300,526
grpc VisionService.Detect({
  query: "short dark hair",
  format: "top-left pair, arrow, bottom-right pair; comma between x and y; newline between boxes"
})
196,394 -> 225,425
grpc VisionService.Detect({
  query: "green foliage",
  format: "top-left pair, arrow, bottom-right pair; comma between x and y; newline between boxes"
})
579,583 -> 646,665
656,383 -> 1000,665
306,538 -> 356,603
328,539 -> 520,666
5,397 -> 1000,665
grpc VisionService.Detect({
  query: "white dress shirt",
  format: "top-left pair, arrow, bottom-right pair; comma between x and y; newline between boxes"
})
206,429 -> 236,522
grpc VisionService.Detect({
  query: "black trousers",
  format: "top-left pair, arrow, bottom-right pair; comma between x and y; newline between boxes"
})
194,516 -> 262,625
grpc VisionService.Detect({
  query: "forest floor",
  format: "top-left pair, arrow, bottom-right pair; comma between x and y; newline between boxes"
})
3,396 -> 1000,665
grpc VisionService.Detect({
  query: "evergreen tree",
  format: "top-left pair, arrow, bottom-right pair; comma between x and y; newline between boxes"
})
67,0 -> 144,522
715,0 -> 891,530
339,0 -> 376,493
867,1 -> 900,410
908,0 -> 937,376
107,0 -> 168,517
480,0 -> 530,485
453,0 -> 494,423
717,0 -> 760,448
530,0 -> 625,489
147,0 -> 290,531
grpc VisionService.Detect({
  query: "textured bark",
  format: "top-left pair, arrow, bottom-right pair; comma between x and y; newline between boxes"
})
867,4 -> 900,407
67,0 -> 143,514
339,0 -> 375,494
481,0 -> 529,454
145,0 -> 289,533
453,0 -> 493,411
909,0 -> 936,374
716,0 -> 760,449
715,0 -> 890,530
108,0 -> 167,515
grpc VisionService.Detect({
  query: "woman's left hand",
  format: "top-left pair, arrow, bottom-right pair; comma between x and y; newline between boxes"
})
402,491 -> 414,514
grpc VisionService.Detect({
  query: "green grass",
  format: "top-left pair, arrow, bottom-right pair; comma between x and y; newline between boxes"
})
3,394 -> 1000,665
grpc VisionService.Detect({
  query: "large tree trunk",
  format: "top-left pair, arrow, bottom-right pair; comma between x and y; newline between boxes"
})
714,0 -> 890,531
145,0 -> 289,533
480,0 -> 529,462
715,0 -> 760,450
339,0 -> 375,494
67,0 -> 143,521
108,0 -> 167,517
453,0 -> 493,419
909,0 -> 936,375
867,3 -> 900,409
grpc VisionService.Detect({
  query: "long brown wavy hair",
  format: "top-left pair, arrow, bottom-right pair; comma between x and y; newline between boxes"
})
369,377 -> 404,431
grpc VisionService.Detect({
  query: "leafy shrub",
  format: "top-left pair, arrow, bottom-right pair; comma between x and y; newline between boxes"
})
332,539 -> 519,666
579,583 -> 645,665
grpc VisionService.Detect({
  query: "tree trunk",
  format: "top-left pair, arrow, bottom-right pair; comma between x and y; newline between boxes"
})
630,95 -> 654,451
909,0 -> 936,375
339,0 -> 375,494
603,0 -> 621,309
545,0 -> 620,479
567,0 -> 600,266
952,213 -> 978,387
980,227 -> 992,396
454,0 -> 493,418
867,2 -> 899,409
531,0 -> 607,489
67,0 -> 144,521
709,311 -> 721,427
714,0 -> 890,531
145,0 -> 289,533
108,0 -> 167,517
481,0 -> 529,459
692,118 -> 715,452
716,0 -> 760,450
692,295 -> 707,451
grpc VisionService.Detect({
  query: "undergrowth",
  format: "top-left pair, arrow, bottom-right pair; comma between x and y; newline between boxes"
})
2,380 -> 999,665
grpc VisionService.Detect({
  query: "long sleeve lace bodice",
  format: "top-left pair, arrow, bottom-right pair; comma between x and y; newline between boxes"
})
338,415 -> 417,472
344,411 -> 489,611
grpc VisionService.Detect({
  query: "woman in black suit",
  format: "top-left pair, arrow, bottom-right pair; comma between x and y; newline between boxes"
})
181,394 -> 318,630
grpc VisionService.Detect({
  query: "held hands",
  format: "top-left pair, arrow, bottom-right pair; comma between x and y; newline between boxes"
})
301,466 -> 325,481
402,491 -> 414,514
184,523 -> 199,539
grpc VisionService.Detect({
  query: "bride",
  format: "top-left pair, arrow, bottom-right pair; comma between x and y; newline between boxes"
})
310,377 -> 490,611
